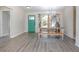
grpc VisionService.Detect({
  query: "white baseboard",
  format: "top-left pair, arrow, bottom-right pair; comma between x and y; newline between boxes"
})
10,32 -> 24,38
0,33 -> 9,37
64,33 -> 74,39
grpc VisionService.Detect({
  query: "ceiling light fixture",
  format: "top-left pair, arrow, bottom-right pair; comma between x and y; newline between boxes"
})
26,6 -> 31,9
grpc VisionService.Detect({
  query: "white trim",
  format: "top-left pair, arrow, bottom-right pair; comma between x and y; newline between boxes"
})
0,33 -> 9,37
10,32 -> 24,38
64,33 -> 74,39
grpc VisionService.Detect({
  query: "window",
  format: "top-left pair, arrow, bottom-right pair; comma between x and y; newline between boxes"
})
40,14 -> 48,28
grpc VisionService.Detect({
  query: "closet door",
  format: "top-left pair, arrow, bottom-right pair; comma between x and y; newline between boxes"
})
0,11 -> 10,47
2,11 -> 10,37
0,11 -> 2,37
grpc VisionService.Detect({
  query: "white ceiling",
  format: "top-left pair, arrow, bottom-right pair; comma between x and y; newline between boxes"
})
22,6 -> 64,13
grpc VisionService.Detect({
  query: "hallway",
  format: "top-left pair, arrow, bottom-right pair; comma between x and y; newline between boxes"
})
0,33 -> 79,52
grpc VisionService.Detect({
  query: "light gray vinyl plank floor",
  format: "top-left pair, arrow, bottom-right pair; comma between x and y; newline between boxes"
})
0,33 -> 79,52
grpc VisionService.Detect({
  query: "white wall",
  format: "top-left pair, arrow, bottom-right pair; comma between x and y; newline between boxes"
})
25,7 -> 64,33
64,6 -> 74,39
0,6 -> 26,38
8,6 -> 26,38
76,7 -> 79,47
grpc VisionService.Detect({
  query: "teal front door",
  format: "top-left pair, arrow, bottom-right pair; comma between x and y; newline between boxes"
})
28,15 -> 35,32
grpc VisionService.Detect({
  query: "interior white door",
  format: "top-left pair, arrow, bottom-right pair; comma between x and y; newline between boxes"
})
2,11 -> 10,37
